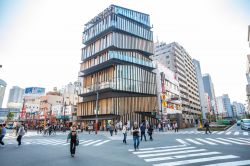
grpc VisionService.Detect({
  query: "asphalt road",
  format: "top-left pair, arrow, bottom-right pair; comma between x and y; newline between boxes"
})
0,127 -> 249,166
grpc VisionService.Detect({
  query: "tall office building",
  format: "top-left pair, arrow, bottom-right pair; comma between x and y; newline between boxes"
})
202,74 -> 217,116
232,102 -> 245,118
78,5 -> 157,128
153,42 -> 201,125
216,94 -> 233,118
0,79 -> 7,108
193,59 -> 206,120
7,86 -> 24,109
246,25 -> 250,113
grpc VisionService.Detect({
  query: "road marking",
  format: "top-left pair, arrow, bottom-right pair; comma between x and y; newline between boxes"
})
228,138 -> 250,144
176,139 -> 190,145
83,140 -> 102,146
217,131 -> 224,134
211,131 -> 218,134
203,160 -> 250,166
234,131 -> 239,135
225,132 -> 231,135
186,138 -> 203,145
243,132 -> 248,136
144,152 -> 221,162
79,140 -> 93,145
217,138 -> 246,145
138,149 -> 206,158
152,155 -> 239,166
239,137 -> 250,141
93,140 -> 110,146
205,138 -> 231,145
133,147 -> 196,155
128,145 -> 186,152
196,138 -> 217,145
226,124 -> 235,131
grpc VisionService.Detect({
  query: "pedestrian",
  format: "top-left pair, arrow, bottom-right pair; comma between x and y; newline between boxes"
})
204,121 -> 212,134
114,123 -> 118,135
174,122 -> 178,132
16,123 -> 25,147
67,126 -> 79,157
140,122 -> 147,141
131,122 -> 140,151
122,122 -> 128,144
88,122 -> 93,134
147,125 -> 154,141
109,123 -> 114,136
0,124 -> 7,147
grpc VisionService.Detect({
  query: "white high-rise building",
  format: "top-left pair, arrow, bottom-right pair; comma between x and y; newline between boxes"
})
193,59 -> 206,120
232,102 -> 245,118
0,79 -> 7,108
7,86 -> 24,109
153,42 -> 201,125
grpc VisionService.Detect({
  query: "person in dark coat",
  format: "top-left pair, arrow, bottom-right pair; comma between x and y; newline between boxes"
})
67,126 -> 79,157
147,125 -> 154,141
204,121 -> 212,134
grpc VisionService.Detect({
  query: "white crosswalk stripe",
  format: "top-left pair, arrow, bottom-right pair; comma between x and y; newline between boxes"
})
243,132 -> 248,136
5,138 -> 110,147
195,138 -> 217,145
176,139 -> 190,145
129,145 -> 244,166
234,131 -> 240,135
176,137 -> 250,146
217,138 -> 246,145
203,160 -> 250,166
153,155 -> 239,166
160,130 -> 250,136
186,138 -> 203,145
205,138 -> 231,145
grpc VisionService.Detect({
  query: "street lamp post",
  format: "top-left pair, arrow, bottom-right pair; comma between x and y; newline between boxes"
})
95,91 -> 99,134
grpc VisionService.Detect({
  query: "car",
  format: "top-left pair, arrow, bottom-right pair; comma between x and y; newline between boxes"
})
240,119 -> 250,130
237,120 -> 241,126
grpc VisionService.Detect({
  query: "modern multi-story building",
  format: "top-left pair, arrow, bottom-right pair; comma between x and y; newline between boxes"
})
246,55 -> 250,114
154,61 -> 182,125
153,42 -> 201,126
216,94 -> 233,118
202,74 -> 217,117
232,102 -> 245,118
193,59 -> 206,120
78,5 -> 157,129
0,79 -> 7,108
7,86 -> 24,109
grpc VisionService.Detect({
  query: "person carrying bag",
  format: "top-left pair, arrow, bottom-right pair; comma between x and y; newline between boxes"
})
67,126 -> 79,157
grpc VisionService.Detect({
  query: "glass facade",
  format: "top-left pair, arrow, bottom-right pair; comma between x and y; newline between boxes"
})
82,32 -> 153,60
83,65 -> 156,95
78,5 -> 156,124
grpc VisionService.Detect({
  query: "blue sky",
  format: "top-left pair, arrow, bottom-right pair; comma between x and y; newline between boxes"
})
0,0 -> 250,107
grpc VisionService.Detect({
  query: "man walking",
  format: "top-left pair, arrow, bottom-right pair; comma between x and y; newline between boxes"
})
132,122 -> 140,151
0,124 -> 7,147
174,122 -> 178,132
16,123 -> 25,147
140,122 -> 147,141
122,122 -> 128,144
204,121 -> 212,134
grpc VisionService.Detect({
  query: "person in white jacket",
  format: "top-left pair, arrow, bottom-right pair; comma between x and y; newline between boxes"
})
122,122 -> 127,144
16,123 -> 25,147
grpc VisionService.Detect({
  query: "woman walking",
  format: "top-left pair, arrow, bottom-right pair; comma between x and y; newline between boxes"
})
131,122 -> 140,151
16,123 -> 25,147
147,125 -> 154,141
67,126 -> 79,157
122,122 -> 127,144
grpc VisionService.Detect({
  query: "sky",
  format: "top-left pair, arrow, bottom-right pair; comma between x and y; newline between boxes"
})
0,0 -> 250,107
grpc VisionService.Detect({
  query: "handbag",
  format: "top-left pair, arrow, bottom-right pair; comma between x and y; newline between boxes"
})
76,139 -> 79,146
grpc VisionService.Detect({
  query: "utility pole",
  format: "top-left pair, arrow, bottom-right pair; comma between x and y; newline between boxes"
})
95,91 -> 99,134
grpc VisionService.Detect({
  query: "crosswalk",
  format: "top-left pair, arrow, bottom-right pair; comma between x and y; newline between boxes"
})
5,131 -> 69,139
159,130 -> 249,136
5,138 -> 111,147
176,137 -> 250,146
128,145 -> 250,166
